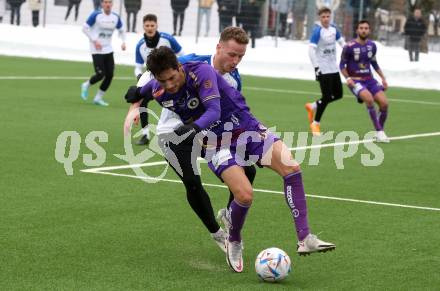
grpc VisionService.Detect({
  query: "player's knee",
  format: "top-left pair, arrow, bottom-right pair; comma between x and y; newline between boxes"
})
279,164 -> 301,176
233,185 -> 253,206
95,73 -> 105,81
333,92 -> 343,100
105,72 -> 114,79
183,176 -> 202,194
243,165 -> 256,184
364,99 -> 374,107
379,102 -> 389,111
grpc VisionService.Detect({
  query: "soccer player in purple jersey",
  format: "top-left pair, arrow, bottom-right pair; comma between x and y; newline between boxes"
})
135,47 -> 335,273
340,20 -> 390,143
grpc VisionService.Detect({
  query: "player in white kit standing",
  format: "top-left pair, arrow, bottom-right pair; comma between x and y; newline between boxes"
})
81,0 -> 126,106
305,7 -> 345,136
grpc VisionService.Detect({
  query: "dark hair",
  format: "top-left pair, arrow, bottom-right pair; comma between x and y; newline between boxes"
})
143,14 -> 157,23
220,26 -> 249,44
357,19 -> 370,29
318,7 -> 331,15
147,46 -> 179,77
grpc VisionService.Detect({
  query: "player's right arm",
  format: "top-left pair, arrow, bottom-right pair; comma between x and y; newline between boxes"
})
82,12 -> 101,50
339,44 -> 355,88
308,25 -> 321,81
134,41 -> 145,79
123,77 -> 154,135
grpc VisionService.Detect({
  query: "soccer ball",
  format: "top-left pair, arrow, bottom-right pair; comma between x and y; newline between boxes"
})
255,247 -> 291,282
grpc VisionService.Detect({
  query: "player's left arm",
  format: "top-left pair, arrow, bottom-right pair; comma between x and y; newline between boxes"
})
169,35 -> 185,56
336,29 -> 346,48
116,15 -> 127,51
371,43 -> 387,90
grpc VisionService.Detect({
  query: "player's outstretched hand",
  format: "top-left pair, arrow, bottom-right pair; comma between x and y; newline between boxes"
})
121,43 -> 126,51
124,102 -> 141,136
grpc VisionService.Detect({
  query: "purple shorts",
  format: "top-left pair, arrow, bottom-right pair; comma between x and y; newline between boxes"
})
350,78 -> 384,101
206,128 -> 280,178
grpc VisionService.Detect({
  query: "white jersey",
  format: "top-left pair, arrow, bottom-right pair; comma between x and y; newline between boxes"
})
309,24 -> 344,74
134,32 -> 183,77
83,11 -> 125,54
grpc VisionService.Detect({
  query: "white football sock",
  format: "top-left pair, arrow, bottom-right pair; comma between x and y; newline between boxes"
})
94,89 -> 105,102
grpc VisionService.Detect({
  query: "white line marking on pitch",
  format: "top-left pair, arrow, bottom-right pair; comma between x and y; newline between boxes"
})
82,131 -> 440,172
244,86 -> 440,106
80,169 -> 440,212
1,76 -> 438,106
289,131 -> 440,151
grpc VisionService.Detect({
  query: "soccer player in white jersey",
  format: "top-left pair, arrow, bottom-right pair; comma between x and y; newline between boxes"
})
81,0 -> 126,106
134,14 -> 184,145
124,27 -> 257,255
305,7 -> 345,136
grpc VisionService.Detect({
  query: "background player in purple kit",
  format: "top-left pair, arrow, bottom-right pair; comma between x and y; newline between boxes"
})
135,47 -> 335,273
340,20 -> 390,143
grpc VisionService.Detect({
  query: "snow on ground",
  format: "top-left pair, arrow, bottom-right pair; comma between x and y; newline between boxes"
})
1,23 -> 439,91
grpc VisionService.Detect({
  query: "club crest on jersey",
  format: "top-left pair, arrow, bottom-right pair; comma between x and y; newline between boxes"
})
187,97 -> 199,109
162,100 -> 174,108
153,88 -> 165,98
204,80 -> 212,89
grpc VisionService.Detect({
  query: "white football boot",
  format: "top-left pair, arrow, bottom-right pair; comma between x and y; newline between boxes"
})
297,233 -> 336,256
211,228 -> 228,254
226,239 -> 244,273
375,130 -> 390,143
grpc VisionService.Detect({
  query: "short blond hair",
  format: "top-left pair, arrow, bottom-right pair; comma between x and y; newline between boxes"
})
219,26 -> 249,45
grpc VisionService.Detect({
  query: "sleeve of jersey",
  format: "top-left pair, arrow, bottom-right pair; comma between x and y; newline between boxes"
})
193,68 -> 221,130
116,16 -> 126,42
308,45 -> 318,68
135,43 -> 144,65
126,80 -> 153,103
169,36 -> 183,55
309,26 -> 320,47
85,12 -> 97,27
336,30 -> 346,47
235,70 -> 242,92
371,44 -> 380,71
339,46 -> 349,70
82,24 -> 95,42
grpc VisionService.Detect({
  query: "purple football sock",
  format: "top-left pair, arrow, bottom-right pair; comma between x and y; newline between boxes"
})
367,105 -> 382,131
228,200 -> 250,242
284,172 -> 310,241
379,108 -> 388,129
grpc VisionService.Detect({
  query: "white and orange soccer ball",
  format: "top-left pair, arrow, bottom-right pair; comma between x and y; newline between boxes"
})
255,247 -> 291,282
